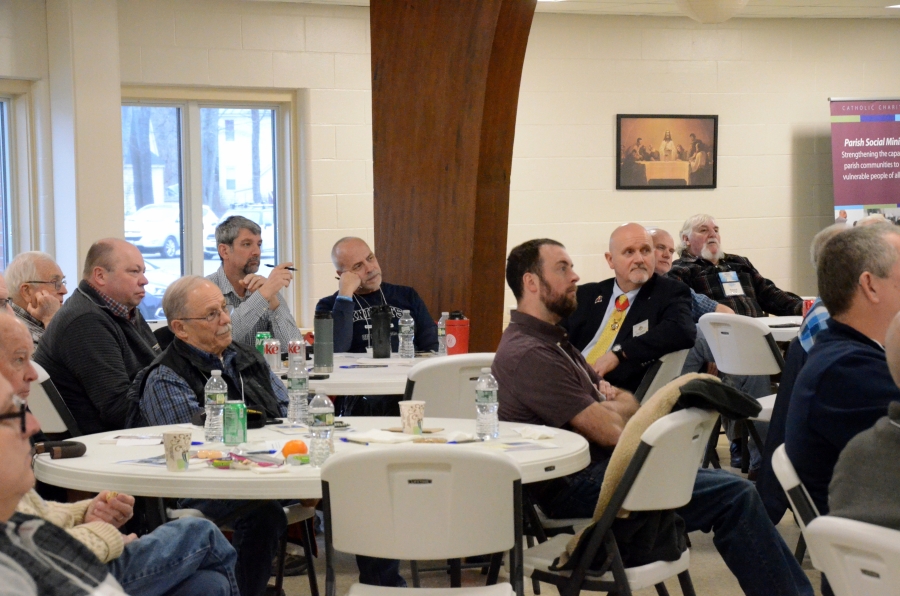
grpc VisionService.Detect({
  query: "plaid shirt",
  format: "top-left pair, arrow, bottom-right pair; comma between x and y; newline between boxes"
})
207,266 -> 301,352
87,282 -> 137,323
798,297 -> 830,352
140,342 -> 288,425
669,252 -> 803,318
11,302 -> 45,345
690,288 -> 720,323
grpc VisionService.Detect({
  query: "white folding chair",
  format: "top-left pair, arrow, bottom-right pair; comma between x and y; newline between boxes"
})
804,516 -> 900,596
633,349 -> 691,404
403,353 -> 495,419
698,313 -> 784,472
28,361 -> 81,437
523,408 -> 719,596
322,444 -> 523,596
771,444 -> 820,567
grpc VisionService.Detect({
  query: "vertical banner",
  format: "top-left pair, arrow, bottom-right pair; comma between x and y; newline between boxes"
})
830,99 -> 900,226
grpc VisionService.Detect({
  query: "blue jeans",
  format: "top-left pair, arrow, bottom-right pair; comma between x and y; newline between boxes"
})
108,517 -> 239,596
539,464 -> 813,596
179,499 -> 288,596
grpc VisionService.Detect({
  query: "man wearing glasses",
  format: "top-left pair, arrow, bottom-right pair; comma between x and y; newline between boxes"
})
127,275 -> 288,596
4,251 -> 68,345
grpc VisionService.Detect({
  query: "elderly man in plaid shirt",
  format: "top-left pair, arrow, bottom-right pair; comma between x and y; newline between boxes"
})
669,214 -> 803,318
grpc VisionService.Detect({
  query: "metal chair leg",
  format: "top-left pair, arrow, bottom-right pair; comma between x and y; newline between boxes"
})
273,532 -> 287,594
410,561 -> 421,588
794,533 -> 807,564
654,582 -> 671,595
677,570 -> 697,596
301,517 -> 319,596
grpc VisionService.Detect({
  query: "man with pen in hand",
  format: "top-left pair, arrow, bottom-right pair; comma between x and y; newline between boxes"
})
207,215 -> 302,352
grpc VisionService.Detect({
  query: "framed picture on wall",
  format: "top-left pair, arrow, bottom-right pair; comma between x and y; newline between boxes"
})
616,114 -> 718,190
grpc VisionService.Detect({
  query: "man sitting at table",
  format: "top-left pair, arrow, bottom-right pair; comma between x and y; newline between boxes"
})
560,223 -> 696,393
34,238 -> 161,434
0,311 -> 240,596
494,238 -> 813,596
668,214 -> 803,317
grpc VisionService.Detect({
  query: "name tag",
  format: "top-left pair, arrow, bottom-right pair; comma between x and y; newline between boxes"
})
718,271 -> 745,297
633,320 -> 649,337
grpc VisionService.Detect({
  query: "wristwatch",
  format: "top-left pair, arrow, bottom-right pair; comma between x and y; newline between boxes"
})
611,344 -> 626,362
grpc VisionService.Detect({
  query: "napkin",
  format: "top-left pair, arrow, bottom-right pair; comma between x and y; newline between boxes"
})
513,426 -> 557,440
444,431 -> 477,443
351,430 -> 418,444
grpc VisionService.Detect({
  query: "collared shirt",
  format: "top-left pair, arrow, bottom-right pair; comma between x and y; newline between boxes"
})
11,302 -> 45,345
798,296 -> 830,352
140,342 -> 288,426
669,252 -> 802,318
580,282 -> 641,358
207,266 -> 301,351
87,282 -> 137,323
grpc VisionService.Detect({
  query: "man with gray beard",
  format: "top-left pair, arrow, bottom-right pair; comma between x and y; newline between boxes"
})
561,223 -> 695,392
668,214 -> 803,317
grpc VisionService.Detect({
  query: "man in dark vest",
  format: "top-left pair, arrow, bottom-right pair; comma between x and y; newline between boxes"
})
130,275 -> 288,596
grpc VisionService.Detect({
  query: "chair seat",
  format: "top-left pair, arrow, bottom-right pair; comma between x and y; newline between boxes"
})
534,505 -> 591,533
750,394 -> 776,422
523,533 -> 690,590
348,581 -> 514,596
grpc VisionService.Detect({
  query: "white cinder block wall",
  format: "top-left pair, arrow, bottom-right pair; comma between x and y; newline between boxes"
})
5,1 -> 900,323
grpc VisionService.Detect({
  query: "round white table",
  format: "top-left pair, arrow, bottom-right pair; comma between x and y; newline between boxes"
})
300,353 -> 412,395
33,417 -> 590,500
763,315 -> 802,342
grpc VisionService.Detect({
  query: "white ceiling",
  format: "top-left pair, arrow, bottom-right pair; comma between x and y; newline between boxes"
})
260,0 -> 900,19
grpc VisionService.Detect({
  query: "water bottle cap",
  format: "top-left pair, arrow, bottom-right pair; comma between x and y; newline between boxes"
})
481,368 -> 491,373
402,309 -> 411,315
211,370 -> 222,376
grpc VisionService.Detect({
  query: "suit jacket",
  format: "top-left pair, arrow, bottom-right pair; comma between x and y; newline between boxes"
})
561,274 -> 696,392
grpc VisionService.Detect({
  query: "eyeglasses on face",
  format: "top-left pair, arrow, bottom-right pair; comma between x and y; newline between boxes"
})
25,278 -> 67,291
179,304 -> 235,324
0,395 -> 27,434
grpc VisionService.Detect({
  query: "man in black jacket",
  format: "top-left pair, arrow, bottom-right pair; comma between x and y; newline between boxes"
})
34,239 -> 160,434
562,223 -> 695,393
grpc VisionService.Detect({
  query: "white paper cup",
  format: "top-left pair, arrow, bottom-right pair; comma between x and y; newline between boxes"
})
399,400 -> 425,434
163,430 -> 192,472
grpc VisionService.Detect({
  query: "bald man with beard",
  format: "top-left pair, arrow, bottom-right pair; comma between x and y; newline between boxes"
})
561,223 -> 696,393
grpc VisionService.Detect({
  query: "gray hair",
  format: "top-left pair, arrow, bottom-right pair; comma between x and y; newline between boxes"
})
809,224 -> 847,267
214,216 -> 261,260
818,225 -> 900,317
163,275 -> 210,325
5,251 -> 57,300
331,236 -> 368,270
678,213 -> 716,256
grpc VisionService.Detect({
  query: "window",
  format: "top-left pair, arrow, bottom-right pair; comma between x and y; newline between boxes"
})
122,102 -> 281,321
0,100 -> 9,269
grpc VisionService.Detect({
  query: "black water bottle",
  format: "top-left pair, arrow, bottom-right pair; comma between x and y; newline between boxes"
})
370,304 -> 392,359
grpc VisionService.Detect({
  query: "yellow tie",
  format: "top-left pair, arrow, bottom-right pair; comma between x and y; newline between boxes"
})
585,294 -> 630,365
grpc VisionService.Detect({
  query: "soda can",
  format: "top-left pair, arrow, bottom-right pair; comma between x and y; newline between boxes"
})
288,340 -> 305,365
264,338 -> 281,369
223,400 -> 247,445
255,331 -> 272,355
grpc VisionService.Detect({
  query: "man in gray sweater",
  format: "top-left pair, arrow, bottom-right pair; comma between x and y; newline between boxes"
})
34,239 -> 160,434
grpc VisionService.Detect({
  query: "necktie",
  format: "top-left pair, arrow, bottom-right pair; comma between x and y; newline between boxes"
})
585,294 -> 630,365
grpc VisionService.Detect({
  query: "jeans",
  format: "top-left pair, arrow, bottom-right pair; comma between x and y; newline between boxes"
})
178,499 -> 288,596
540,464 -> 814,596
108,517 -> 239,596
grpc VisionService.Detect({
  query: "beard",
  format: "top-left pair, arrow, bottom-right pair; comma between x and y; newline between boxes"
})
701,240 -> 724,263
539,277 -> 577,319
628,264 -> 651,286
241,259 -> 261,275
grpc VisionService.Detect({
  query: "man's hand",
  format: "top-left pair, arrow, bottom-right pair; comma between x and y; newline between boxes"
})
591,351 -> 620,378
84,491 -> 135,529
242,262 -> 294,310
122,533 -> 138,545
714,303 -> 734,315
27,290 -> 61,326
338,271 -> 362,297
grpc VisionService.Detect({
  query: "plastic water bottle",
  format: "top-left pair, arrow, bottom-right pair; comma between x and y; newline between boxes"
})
308,393 -> 334,468
398,309 -> 415,359
437,312 -> 449,356
204,370 -> 228,442
286,353 -> 309,426
475,368 -> 499,440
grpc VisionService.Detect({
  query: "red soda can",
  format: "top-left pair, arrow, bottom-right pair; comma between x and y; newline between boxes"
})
264,339 -> 281,369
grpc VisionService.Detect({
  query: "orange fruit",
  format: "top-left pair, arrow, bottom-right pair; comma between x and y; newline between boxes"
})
282,440 -> 308,457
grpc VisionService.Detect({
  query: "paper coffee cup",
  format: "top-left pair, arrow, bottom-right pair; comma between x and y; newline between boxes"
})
163,430 -> 192,472
399,400 -> 425,435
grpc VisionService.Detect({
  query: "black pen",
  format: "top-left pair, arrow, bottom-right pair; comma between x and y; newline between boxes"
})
265,264 -> 297,271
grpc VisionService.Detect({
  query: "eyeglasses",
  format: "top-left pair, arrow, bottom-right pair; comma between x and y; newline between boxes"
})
179,304 -> 234,324
0,395 -> 27,433
25,278 -> 67,291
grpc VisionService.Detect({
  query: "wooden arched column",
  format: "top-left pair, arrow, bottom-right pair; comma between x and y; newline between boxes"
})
370,0 -> 536,352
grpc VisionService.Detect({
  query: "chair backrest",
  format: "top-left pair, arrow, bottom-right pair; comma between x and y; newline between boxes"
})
403,353 -> 495,419
633,349 -> 691,404
771,444 -> 820,530
28,361 -> 81,437
321,444 -> 521,561
620,407 -> 719,512
805,516 -> 900,596
698,313 -> 785,376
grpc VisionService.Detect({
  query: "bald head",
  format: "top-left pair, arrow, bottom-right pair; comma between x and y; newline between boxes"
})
606,223 -> 654,292
82,238 -> 148,308
332,236 -> 382,294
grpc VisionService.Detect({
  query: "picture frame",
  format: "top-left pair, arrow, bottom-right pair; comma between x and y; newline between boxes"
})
616,114 -> 718,190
